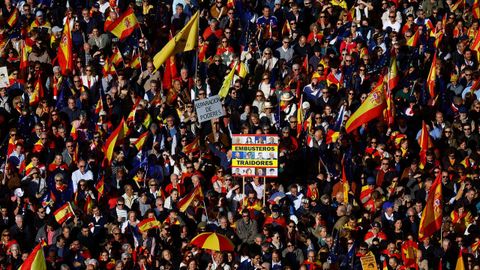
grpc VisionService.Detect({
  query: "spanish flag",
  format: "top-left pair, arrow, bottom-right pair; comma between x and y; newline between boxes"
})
20,41 -> 29,71
471,31 -> 480,51
58,19 -> 73,76
138,217 -> 161,233
406,29 -> 419,47
107,8 -> 139,40
388,56 -> 399,90
471,239 -> 480,253
54,202 -> 75,224
326,130 -> 340,144
418,172 -> 442,241
418,121 -> 433,169
296,95 -> 304,135
450,0 -> 464,11
219,63 -> 237,98
7,137 -> 15,157
95,97 -> 104,114
103,56 -> 116,77
7,8 -> 19,27
130,53 -> 141,69
183,137 -> 200,154
153,11 -> 199,70
18,241 -> 47,270
133,131 -> 149,151
474,0 -> 480,19
345,79 -> 386,133
427,53 -> 437,99
177,185 -> 204,212
126,98 -> 142,123
70,124 -> 78,140
112,47 -> 123,66
96,176 -> 105,199
455,251 -> 465,270
401,240 -> 419,268
103,118 -> 126,165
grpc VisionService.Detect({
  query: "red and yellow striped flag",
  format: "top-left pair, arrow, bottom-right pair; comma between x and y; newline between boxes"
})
474,0 -> 480,19
138,217 -> 161,233
112,47 -> 123,66
418,121 -> 433,169
388,56 -> 399,90
58,19 -> 73,76
472,31 -> 480,51
130,53 -> 141,69
406,29 -> 419,47
20,41 -> 29,71
133,131 -> 149,151
107,8 -> 139,40
96,176 -> 105,199
102,56 -> 116,77
177,185 -> 204,212
54,202 -> 75,224
33,139 -> 44,153
418,172 -> 442,240
345,78 -> 386,133
103,118 -> 126,165
18,241 -> 47,270
70,124 -> 78,140
427,53 -> 437,99
95,97 -> 104,114
7,8 -> 19,27
183,137 -> 200,154
455,251 -> 465,270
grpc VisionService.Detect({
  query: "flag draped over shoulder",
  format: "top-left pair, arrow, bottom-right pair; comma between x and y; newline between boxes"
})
153,11 -> 199,70
58,19 -> 73,76
18,241 -> 47,270
345,79 -> 386,133
401,240 -> 419,268
418,173 -> 442,241
107,8 -> 139,40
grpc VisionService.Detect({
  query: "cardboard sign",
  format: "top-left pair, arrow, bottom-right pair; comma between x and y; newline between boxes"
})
195,95 -> 225,123
360,252 -> 378,270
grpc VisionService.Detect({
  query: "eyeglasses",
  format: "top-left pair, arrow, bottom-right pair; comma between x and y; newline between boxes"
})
187,166 -> 193,169
117,203 -> 124,206
86,69 -> 92,71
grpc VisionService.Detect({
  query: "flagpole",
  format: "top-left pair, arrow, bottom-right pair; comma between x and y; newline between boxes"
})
242,176 -> 246,208
263,177 -> 266,206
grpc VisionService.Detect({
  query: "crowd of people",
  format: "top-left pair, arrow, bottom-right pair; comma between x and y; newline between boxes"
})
1,0 -> 480,269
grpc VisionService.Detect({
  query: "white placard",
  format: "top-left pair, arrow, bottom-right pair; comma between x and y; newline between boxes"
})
0,67 -> 9,88
195,95 -> 225,123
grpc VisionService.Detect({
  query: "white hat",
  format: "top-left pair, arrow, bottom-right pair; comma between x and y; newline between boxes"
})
302,101 -> 310,110
264,102 -> 273,109
280,92 -> 294,101
35,10 -> 43,17
52,26 -> 62,34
